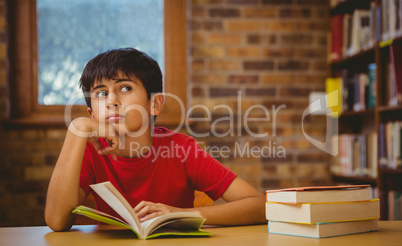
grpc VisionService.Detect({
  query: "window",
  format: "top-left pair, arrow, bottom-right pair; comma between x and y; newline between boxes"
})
6,0 -> 187,127
37,0 -> 164,106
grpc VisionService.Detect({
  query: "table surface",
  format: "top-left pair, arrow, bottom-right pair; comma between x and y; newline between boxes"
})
0,221 -> 401,246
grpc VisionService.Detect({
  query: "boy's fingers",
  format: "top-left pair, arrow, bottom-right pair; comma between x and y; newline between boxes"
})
108,136 -> 120,151
133,201 -> 148,213
134,201 -> 178,222
139,212 -> 161,222
134,201 -> 157,218
98,146 -> 116,156
90,140 -> 104,152
96,135 -> 119,157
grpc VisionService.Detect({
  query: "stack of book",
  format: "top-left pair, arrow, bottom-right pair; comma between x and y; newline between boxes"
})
265,185 -> 379,238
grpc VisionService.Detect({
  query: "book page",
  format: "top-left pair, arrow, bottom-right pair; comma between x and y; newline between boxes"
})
74,205 -> 127,224
90,182 -> 142,235
140,212 -> 204,237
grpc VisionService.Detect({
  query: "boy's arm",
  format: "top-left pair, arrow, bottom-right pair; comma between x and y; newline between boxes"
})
45,118 -> 119,231
195,176 -> 267,225
134,176 -> 267,225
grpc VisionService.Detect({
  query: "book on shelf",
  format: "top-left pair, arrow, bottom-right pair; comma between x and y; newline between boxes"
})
386,58 -> 398,106
370,1 -> 378,45
330,14 -> 344,62
331,5 -> 375,59
350,9 -> 371,55
388,190 -> 402,220
329,65 -> 376,114
343,13 -> 352,57
367,63 -> 377,109
72,181 -> 211,240
265,199 -> 380,224
268,219 -> 378,238
389,45 -> 402,105
381,0 -> 402,42
380,121 -> 402,169
382,0 -> 390,41
368,132 -> 378,177
266,184 -> 371,204
331,132 -> 377,178
340,69 -> 355,112
325,77 -> 343,117
379,123 -> 388,168
353,73 -> 369,112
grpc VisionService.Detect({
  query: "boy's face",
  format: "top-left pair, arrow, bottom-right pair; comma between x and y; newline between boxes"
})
87,71 -> 155,135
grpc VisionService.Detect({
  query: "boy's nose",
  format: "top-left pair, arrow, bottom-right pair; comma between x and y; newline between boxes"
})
107,93 -> 120,108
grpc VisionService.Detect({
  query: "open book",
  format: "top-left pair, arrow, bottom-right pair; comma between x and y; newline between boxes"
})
72,181 -> 211,240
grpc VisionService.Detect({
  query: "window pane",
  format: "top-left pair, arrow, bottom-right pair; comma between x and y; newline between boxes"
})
37,0 -> 164,105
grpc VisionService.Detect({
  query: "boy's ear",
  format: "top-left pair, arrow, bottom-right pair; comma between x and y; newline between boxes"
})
87,107 -> 95,119
150,93 -> 165,116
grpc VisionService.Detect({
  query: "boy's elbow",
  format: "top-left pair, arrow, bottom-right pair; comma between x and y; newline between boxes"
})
45,211 -> 73,232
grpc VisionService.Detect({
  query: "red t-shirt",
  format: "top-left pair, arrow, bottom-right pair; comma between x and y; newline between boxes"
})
79,127 -> 236,218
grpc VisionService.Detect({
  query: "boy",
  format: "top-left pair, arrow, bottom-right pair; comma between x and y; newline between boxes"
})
45,48 -> 266,232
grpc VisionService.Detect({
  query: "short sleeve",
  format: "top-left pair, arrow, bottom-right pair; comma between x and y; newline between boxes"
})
183,138 -> 237,200
79,143 -> 96,196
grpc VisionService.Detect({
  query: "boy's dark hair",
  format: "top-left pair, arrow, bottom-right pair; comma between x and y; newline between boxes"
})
79,48 -> 163,109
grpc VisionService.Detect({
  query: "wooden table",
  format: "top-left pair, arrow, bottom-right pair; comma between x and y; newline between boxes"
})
1,221 -> 401,246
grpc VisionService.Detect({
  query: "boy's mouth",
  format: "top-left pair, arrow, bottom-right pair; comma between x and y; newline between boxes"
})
107,113 -> 124,122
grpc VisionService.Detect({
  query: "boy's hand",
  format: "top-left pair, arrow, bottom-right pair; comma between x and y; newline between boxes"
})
88,134 -> 119,161
69,117 -> 120,160
134,201 -> 185,222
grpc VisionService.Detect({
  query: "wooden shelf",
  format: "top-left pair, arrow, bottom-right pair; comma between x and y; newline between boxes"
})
331,174 -> 377,186
380,167 -> 402,175
378,105 -> 402,112
378,169 -> 402,192
378,106 -> 402,122
330,0 -> 372,16
379,35 -> 402,49
339,108 -> 375,118
330,48 -> 375,70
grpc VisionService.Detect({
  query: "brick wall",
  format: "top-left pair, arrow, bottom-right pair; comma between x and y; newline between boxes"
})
0,0 -> 330,227
187,0 -> 330,189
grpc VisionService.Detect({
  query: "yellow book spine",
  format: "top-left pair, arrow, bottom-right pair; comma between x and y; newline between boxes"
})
325,77 -> 343,118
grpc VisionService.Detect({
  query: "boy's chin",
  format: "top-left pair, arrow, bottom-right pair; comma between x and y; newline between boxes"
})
112,124 -> 151,137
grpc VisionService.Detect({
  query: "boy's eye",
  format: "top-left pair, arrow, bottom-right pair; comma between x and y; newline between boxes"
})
96,90 -> 107,98
121,86 -> 131,93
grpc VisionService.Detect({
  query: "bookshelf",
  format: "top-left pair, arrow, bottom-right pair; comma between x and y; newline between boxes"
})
328,0 -> 402,220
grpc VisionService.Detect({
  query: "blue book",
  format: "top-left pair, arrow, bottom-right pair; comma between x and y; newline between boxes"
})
367,63 -> 376,109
